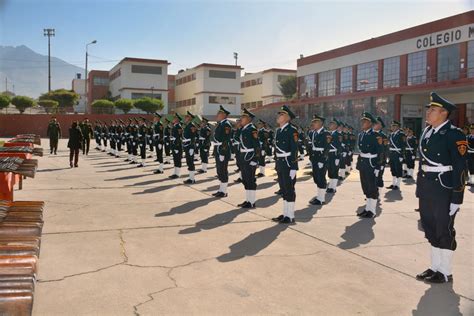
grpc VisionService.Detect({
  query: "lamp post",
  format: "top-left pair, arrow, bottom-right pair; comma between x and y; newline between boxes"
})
233,52 -> 238,66
85,40 -> 97,114
43,28 -> 55,92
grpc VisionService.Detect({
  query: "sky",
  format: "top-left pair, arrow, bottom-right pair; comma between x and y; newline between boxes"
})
0,0 -> 473,75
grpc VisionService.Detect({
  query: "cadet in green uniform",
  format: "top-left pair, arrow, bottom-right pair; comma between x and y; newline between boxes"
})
387,121 -> 406,190
416,92 -> 467,284
373,117 -> 388,188
256,120 -> 268,177
169,113 -> 183,179
197,118 -> 211,173
308,114 -> 331,205
47,117 -> 61,155
153,113 -> 165,174
183,111 -> 198,184
237,108 -> 261,208
327,119 -> 342,193
356,112 -> 384,218
233,119 -> 243,183
80,118 -> 93,155
137,118 -> 148,167
212,105 -> 232,198
272,105 -> 299,224
404,128 -> 417,179
163,118 -> 172,164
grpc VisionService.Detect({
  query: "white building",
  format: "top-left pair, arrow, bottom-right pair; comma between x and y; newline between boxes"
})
174,63 -> 242,117
241,68 -> 296,109
109,57 -> 170,114
71,76 -> 86,113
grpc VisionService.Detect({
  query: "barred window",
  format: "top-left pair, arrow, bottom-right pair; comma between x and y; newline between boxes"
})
383,56 -> 400,88
209,70 -> 236,79
131,65 -> 162,75
438,44 -> 460,81
318,70 -> 336,96
407,51 -> 427,85
357,61 -> 378,91
340,66 -> 353,93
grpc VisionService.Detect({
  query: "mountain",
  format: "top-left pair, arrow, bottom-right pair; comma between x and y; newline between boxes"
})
0,45 -> 85,98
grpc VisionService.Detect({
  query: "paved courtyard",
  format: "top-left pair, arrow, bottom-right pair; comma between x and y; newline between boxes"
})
13,139 -> 473,315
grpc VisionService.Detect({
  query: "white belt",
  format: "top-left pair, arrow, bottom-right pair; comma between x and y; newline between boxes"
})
468,150 -> 474,153
212,141 -> 222,146
389,148 -> 400,151
312,147 -> 324,152
199,137 -> 206,141
276,152 -> 291,158
421,165 -> 453,172
182,138 -> 191,143
328,149 -> 337,153
360,153 -> 377,158
240,148 -> 254,153
406,148 -> 414,151
170,137 -> 176,141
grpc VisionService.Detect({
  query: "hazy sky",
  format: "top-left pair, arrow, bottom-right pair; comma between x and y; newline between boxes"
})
0,0 -> 473,74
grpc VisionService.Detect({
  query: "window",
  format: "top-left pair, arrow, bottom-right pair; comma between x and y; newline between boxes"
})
318,70 -> 336,96
209,95 -> 236,104
131,65 -> 162,75
131,93 -> 162,100
299,74 -> 316,98
437,44 -> 460,81
209,70 -> 236,79
468,41 -> 474,78
93,77 -> 109,86
176,98 -> 196,108
408,51 -> 427,85
340,66 -> 353,93
467,103 -> 474,124
175,73 -> 196,86
241,77 -> 263,88
109,69 -> 121,81
357,61 -> 378,91
383,56 -> 400,88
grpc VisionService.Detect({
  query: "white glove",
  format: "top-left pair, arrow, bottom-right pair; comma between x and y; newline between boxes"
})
412,156 -> 415,160
317,162 -> 324,169
133,142 -> 136,146
399,157 -> 403,162
158,144 -> 162,149
335,159 -> 340,165
261,150 -> 265,156
204,149 -> 208,152
449,203 -> 460,216
380,166 -> 384,171
250,161 -> 257,166
349,151 -> 352,155
219,155 -> 224,162
189,149 -> 194,155
374,169 -> 380,177
290,169 -> 297,180
174,150 -> 179,154
342,153 -> 347,157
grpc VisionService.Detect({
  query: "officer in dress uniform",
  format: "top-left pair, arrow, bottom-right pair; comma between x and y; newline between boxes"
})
136,118 -> 148,167
326,118 -> 342,193
232,119 -> 243,183
94,121 -> 101,150
297,127 -> 306,161
387,120 -> 406,190
404,128 -> 417,179
308,114 -> 331,205
163,118 -> 172,164
183,111 -> 198,184
373,117 -> 388,188
271,105 -> 299,224
266,123 -> 274,163
357,112 -> 384,218
101,122 -> 109,152
169,113 -> 184,179
348,125 -> 356,173
212,105 -> 233,198
466,124 -> 474,186
109,121 -> 117,157
116,119 -> 124,157
256,120 -> 268,177
153,113 -> 165,174
415,92 -> 467,284
197,118 -> 211,174
337,122 -> 349,180
237,108 -> 261,208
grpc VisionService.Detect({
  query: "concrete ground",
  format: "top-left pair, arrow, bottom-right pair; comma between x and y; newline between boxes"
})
10,139 -> 473,315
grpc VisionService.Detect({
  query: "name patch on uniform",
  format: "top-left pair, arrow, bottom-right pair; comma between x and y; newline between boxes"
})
456,140 -> 468,156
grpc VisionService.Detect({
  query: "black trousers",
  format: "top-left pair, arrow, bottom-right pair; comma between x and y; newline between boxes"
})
49,138 -> 58,153
184,146 -> 195,171
164,142 -> 171,157
469,153 -> 474,174
327,153 -> 339,179
389,151 -> 403,177
357,157 -> 379,199
311,156 -> 327,189
377,164 -> 386,188
405,150 -> 416,169
276,158 -> 296,202
258,149 -> 266,167
82,138 -> 90,154
241,158 -> 257,190
200,145 -> 209,164
95,136 -> 101,146
140,144 -> 146,159
155,142 -> 163,163
417,176 -> 456,250
103,138 -> 108,147
69,148 -> 79,166
110,140 -> 116,150
132,143 -> 138,156
117,141 -> 122,152
216,156 -> 229,183
172,148 -> 182,167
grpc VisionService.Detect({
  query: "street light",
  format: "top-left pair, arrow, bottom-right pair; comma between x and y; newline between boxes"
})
85,40 -> 97,114
43,28 -> 55,92
233,52 -> 238,66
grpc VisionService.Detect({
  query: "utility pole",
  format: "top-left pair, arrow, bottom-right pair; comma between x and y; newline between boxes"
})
43,28 -> 55,92
85,40 -> 97,114
233,52 -> 238,66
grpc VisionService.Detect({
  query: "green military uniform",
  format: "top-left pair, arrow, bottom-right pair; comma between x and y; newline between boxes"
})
47,119 -> 61,155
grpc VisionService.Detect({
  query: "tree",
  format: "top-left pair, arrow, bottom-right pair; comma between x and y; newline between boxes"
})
134,97 -> 164,114
278,76 -> 297,100
11,96 -> 35,114
38,99 -> 59,114
114,98 -> 134,114
91,99 -> 115,114
39,89 -> 79,113
0,94 -> 10,110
